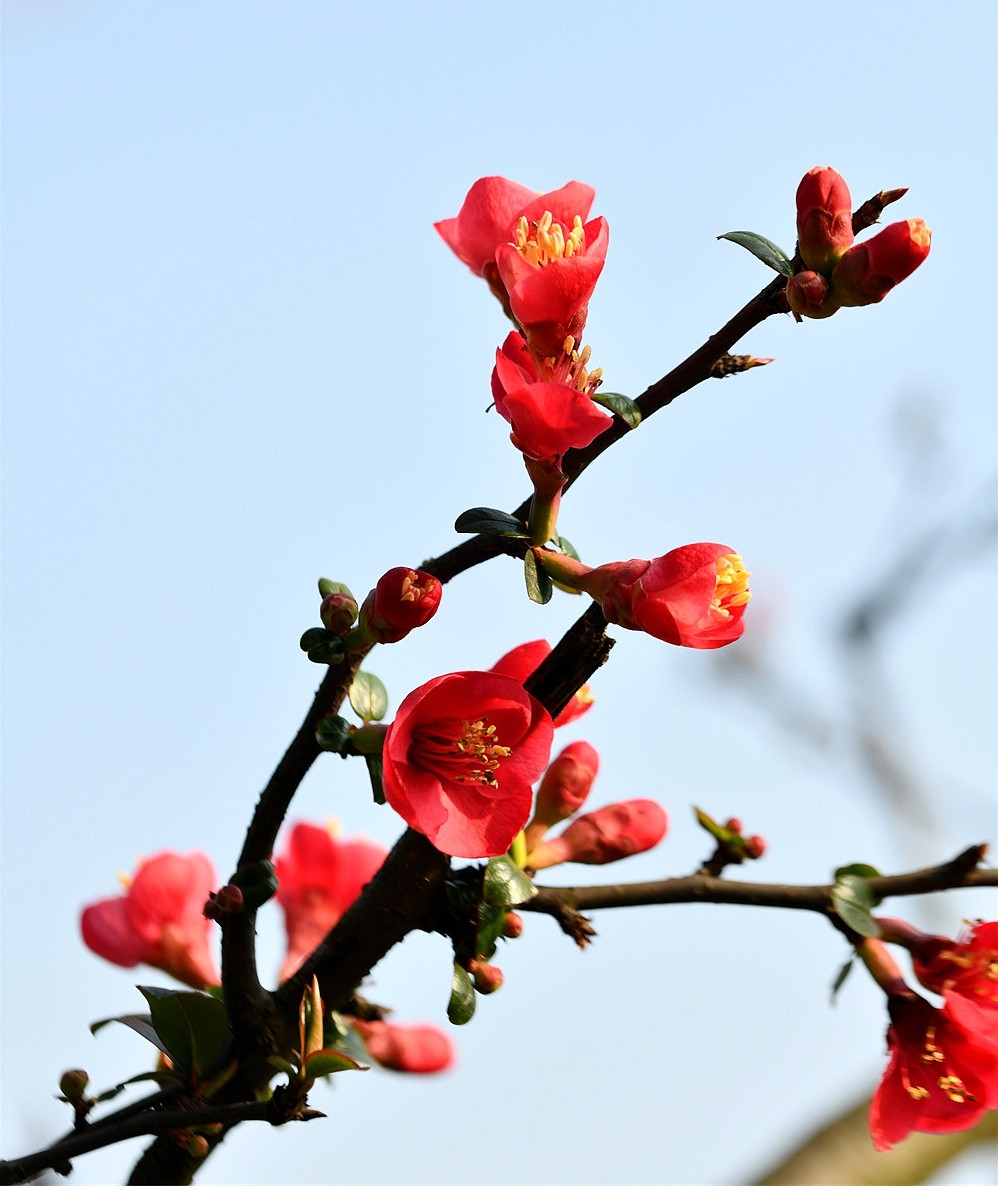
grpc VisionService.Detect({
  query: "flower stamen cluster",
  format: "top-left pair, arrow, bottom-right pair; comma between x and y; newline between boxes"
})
513,211 -> 587,266
413,716 -> 512,788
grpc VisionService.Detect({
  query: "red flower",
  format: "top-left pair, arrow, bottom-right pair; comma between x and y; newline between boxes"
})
831,218 -> 931,307
351,1018 -> 455,1074
870,994 -> 995,1151
382,671 -> 554,858
913,921 -> 998,1070
796,166 -> 854,274
525,741 -> 600,853
499,380 -> 611,466
526,799 -> 668,870
357,567 -> 442,645
538,543 -> 750,649
275,822 -> 387,980
490,638 -> 594,726
80,852 -> 219,989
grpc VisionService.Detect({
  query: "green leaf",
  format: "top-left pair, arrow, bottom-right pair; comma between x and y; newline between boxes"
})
475,903 -> 506,961
717,231 -> 794,277
834,862 -> 882,881
365,754 -> 385,805
267,1055 -> 298,1077
138,987 -> 231,1078
349,671 -> 389,722
300,627 -> 334,651
307,638 -> 346,666
91,1013 -> 169,1057
317,578 -> 353,600
315,714 -> 352,753
591,391 -> 641,429
831,956 -> 854,1003
229,859 -> 278,909
454,507 -> 529,538
554,535 -> 580,562
483,855 -> 537,907
447,963 -> 476,1026
524,551 -> 552,605
830,876 -> 882,939
304,1049 -> 367,1078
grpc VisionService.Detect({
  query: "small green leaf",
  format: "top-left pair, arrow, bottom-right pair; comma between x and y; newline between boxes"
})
447,963 -> 476,1026
91,1013 -> 169,1057
717,230 -> 794,277
229,859 -> 278,909
365,754 -> 385,805
454,507 -> 530,538
554,535 -> 580,562
483,855 -> 538,907
475,903 -> 506,961
307,638 -> 346,666
349,671 -> 389,722
317,579 -> 353,600
138,987 -> 231,1078
524,551 -> 552,605
300,627 -> 334,651
834,862 -> 882,881
830,876 -> 882,939
831,956 -> 854,1003
591,391 -> 641,429
315,714 -> 352,753
304,1049 -> 367,1078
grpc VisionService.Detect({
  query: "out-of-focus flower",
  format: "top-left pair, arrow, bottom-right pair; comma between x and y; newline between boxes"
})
490,639 -> 594,726
351,1018 -> 455,1074
526,799 -> 668,870
355,567 -> 442,646
831,218 -> 931,307
382,671 -> 554,858
796,166 -> 854,274
81,852 -> 220,989
870,993 -> 995,1151
275,822 -> 387,980
524,741 -> 600,853
912,921 -> 998,1063
536,543 -> 750,649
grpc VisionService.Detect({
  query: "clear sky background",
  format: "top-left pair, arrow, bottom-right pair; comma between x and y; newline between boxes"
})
2,3 -> 996,1184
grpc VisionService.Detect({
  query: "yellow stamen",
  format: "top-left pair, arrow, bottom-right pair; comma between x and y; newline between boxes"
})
512,211 -> 587,267
712,554 -> 751,618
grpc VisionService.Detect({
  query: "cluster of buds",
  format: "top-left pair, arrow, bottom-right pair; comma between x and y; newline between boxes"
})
523,741 -> 668,872
859,922 -> 998,1150
787,166 -> 931,320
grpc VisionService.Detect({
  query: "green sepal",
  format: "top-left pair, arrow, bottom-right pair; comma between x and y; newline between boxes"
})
483,855 -> 537,907
315,714 -> 352,753
365,754 -> 385,804
447,963 -> 476,1026
228,859 -> 278,909
830,955 -> 854,1003
90,1013 -> 169,1057
349,671 -> 389,722
318,578 -> 354,600
524,550 -> 552,605
304,1049 -> 367,1078
693,806 -> 734,844
591,391 -> 641,429
717,230 -> 794,278
830,873 -> 882,939
454,507 -> 530,538
137,987 -> 231,1079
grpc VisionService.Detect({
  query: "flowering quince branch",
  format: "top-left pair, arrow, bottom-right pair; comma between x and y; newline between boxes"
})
7,168 -> 995,1186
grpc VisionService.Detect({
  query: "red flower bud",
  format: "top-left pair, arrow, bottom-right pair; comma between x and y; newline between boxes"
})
472,961 -> 504,994
59,1069 -> 89,1101
831,218 -> 931,307
744,835 -> 766,860
796,166 -> 854,274
786,270 -> 838,319
358,567 -> 442,645
502,911 -> 524,939
524,741 -> 600,852
352,1018 -> 455,1074
528,799 -> 668,870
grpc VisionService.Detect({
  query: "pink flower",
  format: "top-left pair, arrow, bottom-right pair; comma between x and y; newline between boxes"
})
526,799 -> 668,870
490,639 -> 594,726
524,741 -> 600,853
352,1019 -> 455,1074
831,218 -> 931,307
275,822 -> 387,980
537,543 -> 750,649
357,567 -> 442,645
870,993 -> 995,1151
80,852 -> 219,989
796,166 -> 854,274
912,921 -> 998,1071
382,671 -> 554,858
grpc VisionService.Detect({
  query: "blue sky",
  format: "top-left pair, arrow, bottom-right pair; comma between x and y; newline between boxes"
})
3,3 -> 996,1183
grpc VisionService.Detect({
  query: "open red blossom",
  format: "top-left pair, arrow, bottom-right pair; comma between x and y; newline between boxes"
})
382,671 -> 554,858
351,1018 -> 455,1074
496,210 -> 609,358
796,166 -> 854,274
490,639 -> 594,726
275,822 -> 387,980
80,852 -> 219,989
912,921 -> 998,1071
831,218 -> 931,307
499,380 -> 611,465
870,994 -> 995,1151
358,567 -> 442,645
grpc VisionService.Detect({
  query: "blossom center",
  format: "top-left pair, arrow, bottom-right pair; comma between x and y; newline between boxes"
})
712,554 -> 751,618
512,211 -> 586,267
540,335 -> 604,393
400,570 -> 433,604
411,717 -> 512,788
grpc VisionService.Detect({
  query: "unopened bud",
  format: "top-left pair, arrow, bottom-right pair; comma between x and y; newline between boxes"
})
320,590 -> 359,633
528,799 -> 668,870
725,817 -> 743,834
356,568 -> 443,645
796,166 -> 854,274
472,962 -> 504,994
524,741 -> 600,851
786,270 -> 837,319
59,1069 -> 89,1100
745,835 -> 766,859
502,911 -> 524,939
831,218 -> 931,307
